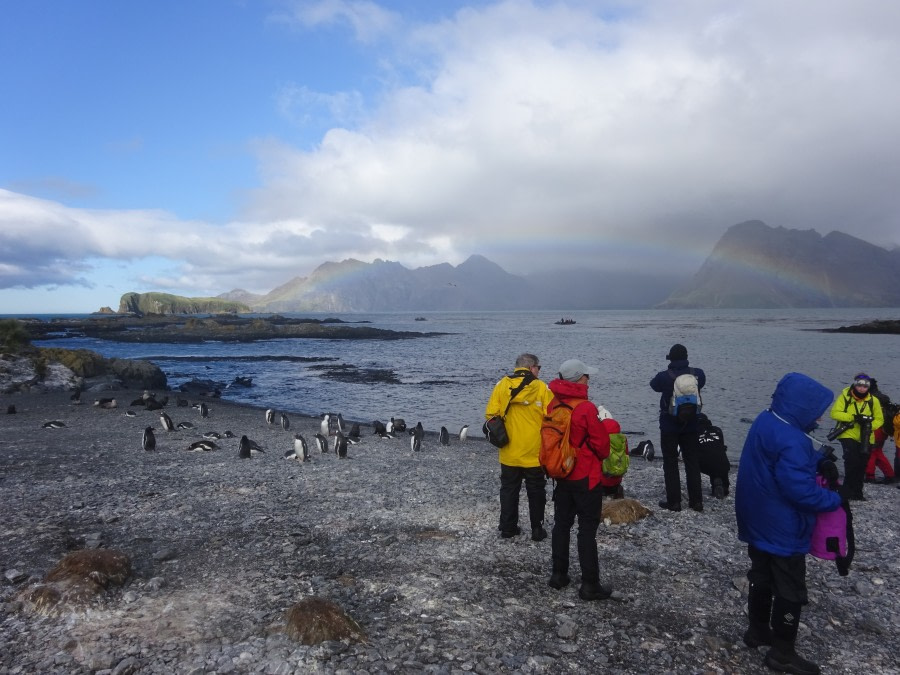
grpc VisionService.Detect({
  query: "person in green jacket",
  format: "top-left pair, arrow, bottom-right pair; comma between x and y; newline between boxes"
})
485,353 -> 555,540
829,372 -> 884,501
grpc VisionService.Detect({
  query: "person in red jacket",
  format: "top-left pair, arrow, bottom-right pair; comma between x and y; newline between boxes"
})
546,359 -> 612,601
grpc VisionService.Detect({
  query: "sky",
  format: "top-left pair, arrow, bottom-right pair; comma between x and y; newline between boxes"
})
2,0 -> 899,313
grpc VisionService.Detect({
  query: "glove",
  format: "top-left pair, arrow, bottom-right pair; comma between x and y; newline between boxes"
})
820,445 -> 838,463
818,459 -> 840,488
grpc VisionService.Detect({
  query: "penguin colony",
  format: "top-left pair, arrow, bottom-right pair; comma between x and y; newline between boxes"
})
59,389 -> 474,462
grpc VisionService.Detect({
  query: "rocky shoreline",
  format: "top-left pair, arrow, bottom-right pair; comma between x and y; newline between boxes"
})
20,315 -> 446,344
1,390 -> 897,674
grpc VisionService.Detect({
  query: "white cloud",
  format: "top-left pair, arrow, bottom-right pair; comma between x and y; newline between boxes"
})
247,0 -> 900,271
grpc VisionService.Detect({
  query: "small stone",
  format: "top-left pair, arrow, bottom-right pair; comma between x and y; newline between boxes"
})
4,569 -> 28,584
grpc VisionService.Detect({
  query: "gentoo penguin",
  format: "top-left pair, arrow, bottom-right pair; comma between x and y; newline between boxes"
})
373,420 -> 392,438
284,434 -> 309,461
159,411 -> 175,432
410,432 -> 421,453
223,430 -> 235,438
187,439 -> 218,452
320,414 -> 330,437
348,423 -> 361,440
239,435 -> 264,457
335,431 -> 348,458
385,418 -> 394,434
94,398 -> 117,409
142,426 -> 156,451
176,421 -> 194,430
198,402 -> 209,418
313,432 -> 328,453
265,408 -> 275,425
411,422 -> 424,452
439,426 -> 450,446
336,413 -> 345,433
459,425 -> 469,442
203,431 -> 222,440
42,420 -> 66,428
280,413 -> 290,431
393,418 -> 407,433
124,410 -> 137,417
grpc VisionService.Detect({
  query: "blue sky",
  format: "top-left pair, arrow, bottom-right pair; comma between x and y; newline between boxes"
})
2,0 -> 899,313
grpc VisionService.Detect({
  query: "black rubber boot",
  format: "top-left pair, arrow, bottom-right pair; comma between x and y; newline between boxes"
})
712,477 -> 725,499
578,582 -> 612,601
765,599 -> 819,674
765,637 -> 820,674
744,582 -> 773,648
548,572 -> 570,589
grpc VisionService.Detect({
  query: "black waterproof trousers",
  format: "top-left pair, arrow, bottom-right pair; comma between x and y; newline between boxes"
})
661,431 -> 703,508
839,438 -> 868,500
499,464 -> 546,534
551,477 -> 602,584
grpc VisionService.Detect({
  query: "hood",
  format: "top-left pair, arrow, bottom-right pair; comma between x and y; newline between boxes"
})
770,372 -> 834,432
549,378 -> 589,399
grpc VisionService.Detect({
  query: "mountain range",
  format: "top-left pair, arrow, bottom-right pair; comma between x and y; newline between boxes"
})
111,221 -> 899,314
218,255 -> 682,312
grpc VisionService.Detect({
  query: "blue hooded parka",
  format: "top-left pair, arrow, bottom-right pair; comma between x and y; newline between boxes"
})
735,372 -> 842,556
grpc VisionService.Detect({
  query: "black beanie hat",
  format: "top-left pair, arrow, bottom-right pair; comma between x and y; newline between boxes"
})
666,343 -> 688,361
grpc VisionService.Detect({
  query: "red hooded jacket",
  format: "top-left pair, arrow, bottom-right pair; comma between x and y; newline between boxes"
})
547,378 -> 611,489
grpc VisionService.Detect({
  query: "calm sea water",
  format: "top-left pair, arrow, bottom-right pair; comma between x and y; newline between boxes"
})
29,308 -> 900,459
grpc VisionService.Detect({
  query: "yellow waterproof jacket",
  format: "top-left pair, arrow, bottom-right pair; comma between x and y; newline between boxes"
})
829,387 -> 883,444
485,369 -> 554,468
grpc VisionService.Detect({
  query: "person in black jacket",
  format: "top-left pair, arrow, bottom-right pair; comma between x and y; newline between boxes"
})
650,343 -> 707,512
696,413 -> 731,498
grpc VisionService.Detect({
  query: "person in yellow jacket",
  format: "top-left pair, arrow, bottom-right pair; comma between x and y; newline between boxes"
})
829,372 -> 883,501
485,353 -> 554,541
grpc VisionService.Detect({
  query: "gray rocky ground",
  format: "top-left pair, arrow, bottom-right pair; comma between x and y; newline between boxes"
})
1,390 -> 897,675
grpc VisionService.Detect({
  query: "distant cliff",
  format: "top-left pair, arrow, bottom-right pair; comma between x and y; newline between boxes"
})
118,292 -> 250,316
659,220 -> 900,308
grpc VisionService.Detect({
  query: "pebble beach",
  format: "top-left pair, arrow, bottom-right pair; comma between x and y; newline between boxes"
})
1,390 -> 898,675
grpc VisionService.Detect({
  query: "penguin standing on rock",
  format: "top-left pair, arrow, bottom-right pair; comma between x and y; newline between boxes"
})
280,413 -> 290,431
314,432 -> 328,453
411,422 -> 424,452
198,402 -> 209,418
238,435 -> 264,459
159,412 -> 175,432
320,414 -> 330,437
142,426 -> 156,451
285,434 -> 309,461
335,431 -> 348,458
439,426 -> 450,446
459,425 -> 469,442
265,409 -> 275,425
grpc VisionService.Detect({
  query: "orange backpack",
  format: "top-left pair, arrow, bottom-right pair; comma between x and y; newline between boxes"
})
540,398 -> 587,479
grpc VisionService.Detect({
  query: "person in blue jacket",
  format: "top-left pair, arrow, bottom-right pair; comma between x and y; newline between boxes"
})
735,372 -> 843,675
650,343 -> 706,511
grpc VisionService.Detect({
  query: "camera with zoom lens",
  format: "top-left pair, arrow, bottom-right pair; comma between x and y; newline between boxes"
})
826,421 -> 854,442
